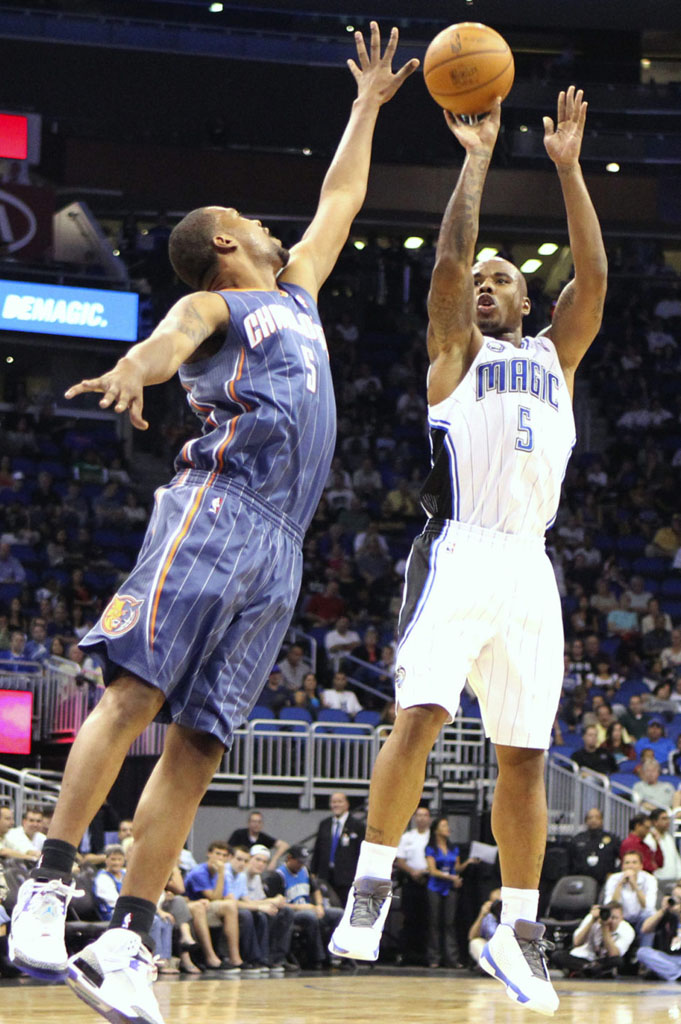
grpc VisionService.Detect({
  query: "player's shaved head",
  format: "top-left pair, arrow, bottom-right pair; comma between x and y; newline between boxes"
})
169,207 -> 221,290
472,257 -> 528,297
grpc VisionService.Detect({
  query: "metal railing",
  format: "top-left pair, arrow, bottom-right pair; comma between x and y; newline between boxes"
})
0,765 -> 61,821
546,753 -> 636,841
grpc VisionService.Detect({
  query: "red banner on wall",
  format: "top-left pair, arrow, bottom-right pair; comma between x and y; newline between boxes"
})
0,183 -> 54,260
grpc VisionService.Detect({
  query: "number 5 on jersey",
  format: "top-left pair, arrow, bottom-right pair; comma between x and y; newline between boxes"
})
302,345 -> 317,393
515,406 -> 534,451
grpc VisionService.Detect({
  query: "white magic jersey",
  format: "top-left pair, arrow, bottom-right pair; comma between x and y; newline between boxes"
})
420,334 -> 576,538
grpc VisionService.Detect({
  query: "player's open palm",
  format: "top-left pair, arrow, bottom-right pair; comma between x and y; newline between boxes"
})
65,359 -> 149,430
543,85 -> 587,170
348,21 -> 419,105
444,98 -> 501,156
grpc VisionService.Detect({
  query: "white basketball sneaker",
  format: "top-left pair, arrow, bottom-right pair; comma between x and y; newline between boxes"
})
480,920 -> 559,1017
9,876 -> 83,980
328,877 -> 392,961
66,927 -> 164,1024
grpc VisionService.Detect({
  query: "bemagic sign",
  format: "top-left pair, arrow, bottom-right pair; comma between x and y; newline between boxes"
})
0,279 -> 139,342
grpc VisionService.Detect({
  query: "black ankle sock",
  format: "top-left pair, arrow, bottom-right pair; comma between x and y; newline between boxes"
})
109,896 -> 157,952
31,838 -> 77,882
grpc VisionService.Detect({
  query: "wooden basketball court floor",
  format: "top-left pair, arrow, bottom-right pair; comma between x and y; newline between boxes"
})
2,968 -> 678,1024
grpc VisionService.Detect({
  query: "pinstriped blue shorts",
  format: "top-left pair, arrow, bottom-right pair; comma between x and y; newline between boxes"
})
80,473 -> 303,748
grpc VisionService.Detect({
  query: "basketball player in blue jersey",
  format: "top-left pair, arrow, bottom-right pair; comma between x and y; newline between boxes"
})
331,87 -> 607,1015
9,25 -> 418,1024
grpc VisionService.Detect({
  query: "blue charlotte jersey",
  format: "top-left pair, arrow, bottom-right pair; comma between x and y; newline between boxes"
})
176,283 -> 336,532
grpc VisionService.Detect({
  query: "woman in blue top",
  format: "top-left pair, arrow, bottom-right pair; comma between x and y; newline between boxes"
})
425,816 -> 462,968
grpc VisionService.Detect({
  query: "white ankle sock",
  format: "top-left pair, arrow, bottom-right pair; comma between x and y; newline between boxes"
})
354,840 -> 398,881
500,886 -> 539,927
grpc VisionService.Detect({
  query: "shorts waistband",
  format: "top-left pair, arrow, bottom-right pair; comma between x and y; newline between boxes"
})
172,470 -> 304,546
425,517 -> 546,550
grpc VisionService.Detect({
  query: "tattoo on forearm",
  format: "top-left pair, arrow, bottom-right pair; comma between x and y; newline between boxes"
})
366,825 -> 384,844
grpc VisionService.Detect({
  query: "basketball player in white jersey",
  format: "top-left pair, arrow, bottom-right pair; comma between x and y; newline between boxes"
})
330,87 -> 607,1015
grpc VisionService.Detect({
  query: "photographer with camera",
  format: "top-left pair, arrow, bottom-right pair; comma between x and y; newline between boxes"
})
636,883 -> 681,981
551,902 -> 634,978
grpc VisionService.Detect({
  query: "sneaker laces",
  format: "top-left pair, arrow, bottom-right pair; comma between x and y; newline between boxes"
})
517,934 -> 555,982
349,881 -> 391,927
25,878 -> 84,920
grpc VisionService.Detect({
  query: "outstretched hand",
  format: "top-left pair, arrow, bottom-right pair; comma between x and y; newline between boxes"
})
65,359 -> 149,430
348,21 -> 419,105
543,85 -> 587,170
443,98 -> 502,157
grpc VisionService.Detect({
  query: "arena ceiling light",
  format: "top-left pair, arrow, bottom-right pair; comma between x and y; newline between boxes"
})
537,243 -> 558,256
208,2 -> 223,11
353,240 -> 366,250
520,258 -> 542,273
476,246 -> 498,261
606,162 -> 620,173
404,236 -> 425,250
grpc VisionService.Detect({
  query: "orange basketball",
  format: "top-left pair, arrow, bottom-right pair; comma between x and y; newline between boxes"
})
423,22 -> 514,116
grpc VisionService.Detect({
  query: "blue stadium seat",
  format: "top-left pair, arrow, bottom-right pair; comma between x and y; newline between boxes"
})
618,678 -> 649,702
661,600 -> 681,619
317,708 -> 350,723
279,707 -> 312,724
631,557 -> 672,578
354,710 -> 381,727
0,583 -> 22,602
661,578 -> 681,597
248,705 -> 275,720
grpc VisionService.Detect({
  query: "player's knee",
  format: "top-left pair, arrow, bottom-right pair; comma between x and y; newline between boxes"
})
100,673 -> 164,723
495,744 -> 546,781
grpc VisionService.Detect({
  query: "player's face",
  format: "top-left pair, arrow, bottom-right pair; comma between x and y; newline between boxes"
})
472,259 -> 529,335
215,207 -> 289,270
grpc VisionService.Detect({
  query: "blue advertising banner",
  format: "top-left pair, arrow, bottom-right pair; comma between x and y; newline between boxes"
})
0,279 -> 139,342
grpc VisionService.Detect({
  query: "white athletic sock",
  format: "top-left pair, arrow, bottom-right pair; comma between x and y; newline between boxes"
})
354,840 -> 398,882
500,886 -> 539,927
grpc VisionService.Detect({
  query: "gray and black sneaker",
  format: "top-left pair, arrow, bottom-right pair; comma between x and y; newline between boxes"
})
328,877 -> 392,961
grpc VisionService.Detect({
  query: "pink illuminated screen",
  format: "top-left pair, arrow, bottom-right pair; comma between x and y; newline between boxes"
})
0,689 -> 33,755
0,114 -> 28,160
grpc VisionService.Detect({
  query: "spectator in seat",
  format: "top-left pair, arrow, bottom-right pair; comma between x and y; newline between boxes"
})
468,888 -> 502,967
571,724 -> 617,775
183,840 -> 245,973
636,883 -> 681,981
0,542 -> 26,584
292,672 -> 322,718
568,807 -> 619,886
24,617 -> 48,662
279,644 -> 308,694
93,843 -> 126,921
623,575 -> 653,614
619,693 -> 649,742
643,615 -> 673,661
603,850 -> 658,933
3,805 -> 45,856
661,629 -> 681,675
649,513 -> 681,559
302,580 -> 347,628
601,721 -> 635,766
257,666 -> 291,717
322,671 -> 363,718
324,616 -> 361,666
634,718 -> 675,765
606,592 -> 639,640
0,629 -> 36,670
245,845 -> 294,973
0,803 -> 38,862
633,759 -> 679,811
228,811 -> 289,870
641,598 -> 672,638
275,846 -> 342,968
645,808 -> 681,883
551,901 -> 634,978
619,814 -> 663,875
645,679 -> 677,720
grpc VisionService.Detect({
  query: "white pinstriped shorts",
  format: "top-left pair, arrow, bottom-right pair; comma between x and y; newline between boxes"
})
395,519 -> 563,749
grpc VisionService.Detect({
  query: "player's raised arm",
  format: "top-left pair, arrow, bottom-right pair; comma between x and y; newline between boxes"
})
543,86 -> 607,387
280,22 -> 418,299
426,102 -> 501,377
64,291 -> 228,430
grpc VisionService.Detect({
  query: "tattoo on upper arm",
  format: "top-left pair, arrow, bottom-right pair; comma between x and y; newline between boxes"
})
165,302 -> 210,346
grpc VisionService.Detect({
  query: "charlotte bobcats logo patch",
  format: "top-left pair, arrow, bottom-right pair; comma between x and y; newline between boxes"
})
209,496 -> 223,516
101,594 -> 144,637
